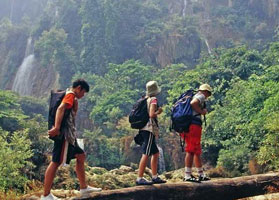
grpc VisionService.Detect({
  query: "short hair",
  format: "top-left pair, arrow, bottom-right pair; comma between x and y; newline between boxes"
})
72,79 -> 90,92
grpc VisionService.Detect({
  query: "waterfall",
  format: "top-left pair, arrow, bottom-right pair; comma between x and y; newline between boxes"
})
228,0 -> 233,7
182,0 -> 187,17
12,37 -> 36,96
204,38 -> 212,55
157,146 -> 166,174
24,37 -> 34,57
10,0 -> 15,22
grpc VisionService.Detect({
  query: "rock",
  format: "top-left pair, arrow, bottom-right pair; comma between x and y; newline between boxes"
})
119,165 -> 134,173
237,192 -> 279,200
89,167 -> 108,175
21,189 -> 79,200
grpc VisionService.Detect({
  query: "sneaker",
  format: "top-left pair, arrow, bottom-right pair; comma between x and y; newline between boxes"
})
136,178 -> 153,185
80,186 -> 102,195
41,193 -> 60,200
183,175 -> 201,183
152,176 -> 167,184
198,175 -> 211,181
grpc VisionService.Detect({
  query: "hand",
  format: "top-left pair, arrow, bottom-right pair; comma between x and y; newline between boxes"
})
48,127 -> 60,138
201,109 -> 208,115
156,107 -> 163,115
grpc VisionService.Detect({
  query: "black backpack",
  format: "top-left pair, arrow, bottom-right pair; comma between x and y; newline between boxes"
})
129,97 -> 149,129
48,90 -> 72,140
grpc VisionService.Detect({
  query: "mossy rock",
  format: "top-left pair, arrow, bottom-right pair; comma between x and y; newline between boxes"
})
89,167 -> 108,175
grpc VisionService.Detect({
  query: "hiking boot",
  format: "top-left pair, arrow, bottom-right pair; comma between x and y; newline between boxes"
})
136,178 -> 153,185
41,193 -> 60,200
80,186 -> 102,195
183,175 -> 201,183
152,176 -> 167,184
198,175 -> 211,181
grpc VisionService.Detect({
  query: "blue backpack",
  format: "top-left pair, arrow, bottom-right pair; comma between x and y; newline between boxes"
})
170,89 -> 195,133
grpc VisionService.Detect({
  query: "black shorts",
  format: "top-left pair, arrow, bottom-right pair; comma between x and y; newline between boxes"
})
139,130 -> 159,156
52,137 -> 84,164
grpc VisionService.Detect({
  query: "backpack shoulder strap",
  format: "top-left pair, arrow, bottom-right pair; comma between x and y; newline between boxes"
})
65,90 -> 76,96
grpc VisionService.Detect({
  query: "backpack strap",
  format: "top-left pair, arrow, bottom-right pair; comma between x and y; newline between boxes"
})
65,90 -> 76,96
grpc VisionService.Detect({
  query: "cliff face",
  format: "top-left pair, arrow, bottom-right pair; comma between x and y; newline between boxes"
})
2,0 -> 279,97
143,0 -> 279,68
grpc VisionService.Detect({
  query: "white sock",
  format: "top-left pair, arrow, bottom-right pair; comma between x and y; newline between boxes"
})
152,174 -> 158,179
185,167 -> 192,178
197,167 -> 204,176
137,177 -> 143,181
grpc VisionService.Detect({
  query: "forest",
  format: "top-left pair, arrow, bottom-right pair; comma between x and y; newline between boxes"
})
0,0 -> 279,198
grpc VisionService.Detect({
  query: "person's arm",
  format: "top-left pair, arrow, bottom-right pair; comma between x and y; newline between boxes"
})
48,102 -> 67,137
149,104 -> 163,118
191,98 -> 207,115
73,98 -> 78,116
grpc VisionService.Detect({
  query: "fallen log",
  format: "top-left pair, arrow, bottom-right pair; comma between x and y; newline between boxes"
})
71,172 -> 279,200
237,192 -> 279,200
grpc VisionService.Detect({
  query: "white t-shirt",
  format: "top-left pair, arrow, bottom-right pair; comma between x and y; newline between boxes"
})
192,92 -> 206,120
140,97 -> 158,132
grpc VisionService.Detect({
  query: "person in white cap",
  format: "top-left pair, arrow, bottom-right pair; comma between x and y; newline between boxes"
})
181,83 -> 212,182
136,81 -> 166,185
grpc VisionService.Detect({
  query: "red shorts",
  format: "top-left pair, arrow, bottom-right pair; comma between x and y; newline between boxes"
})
180,124 -> 202,155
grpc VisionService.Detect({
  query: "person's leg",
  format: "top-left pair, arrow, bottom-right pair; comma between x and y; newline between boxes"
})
75,153 -> 102,193
136,154 -> 154,185
151,152 -> 159,176
194,154 -> 210,181
185,152 -> 194,178
185,152 -> 194,167
194,154 -> 202,168
75,153 -> 87,189
194,154 -> 204,176
43,162 -> 60,196
150,152 -> 166,184
138,154 -> 149,177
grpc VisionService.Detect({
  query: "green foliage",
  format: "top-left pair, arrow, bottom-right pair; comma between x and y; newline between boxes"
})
0,129 -> 33,192
83,129 -> 125,169
19,96 -> 48,118
34,27 -> 77,86
0,90 -> 27,131
0,90 -> 50,183
262,42 -> 279,66
77,60 -> 154,135
217,145 -> 251,177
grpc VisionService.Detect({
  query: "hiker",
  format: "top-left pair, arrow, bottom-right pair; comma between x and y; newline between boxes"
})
182,84 -> 212,182
41,79 -> 102,200
136,81 -> 166,185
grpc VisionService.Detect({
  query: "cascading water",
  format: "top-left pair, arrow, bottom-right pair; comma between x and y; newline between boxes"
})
204,38 -> 212,55
182,0 -> 187,17
157,146 -> 166,174
12,37 -> 36,96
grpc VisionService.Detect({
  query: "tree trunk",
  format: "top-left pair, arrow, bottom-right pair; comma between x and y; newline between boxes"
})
72,172 -> 279,200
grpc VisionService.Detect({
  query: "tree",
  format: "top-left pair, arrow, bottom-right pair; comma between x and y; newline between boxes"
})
0,129 -> 33,192
34,27 -> 77,86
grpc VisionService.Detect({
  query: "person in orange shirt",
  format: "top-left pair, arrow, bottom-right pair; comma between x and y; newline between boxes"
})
41,79 -> 102,200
